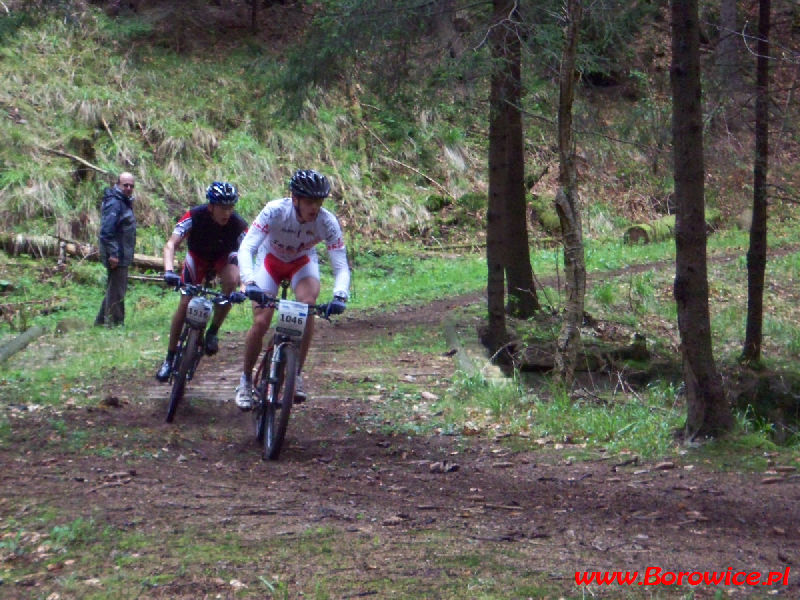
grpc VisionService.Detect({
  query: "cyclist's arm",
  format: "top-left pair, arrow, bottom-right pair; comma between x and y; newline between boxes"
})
162,232 -> 184,273
163,211 -> 192,272
321,210 -> 350,300
238,218 -> 268,285
329,246 -> 350,300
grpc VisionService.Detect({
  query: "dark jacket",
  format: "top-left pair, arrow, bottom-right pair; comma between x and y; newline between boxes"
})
177,204 -> 248,261
98,186 -> 137,267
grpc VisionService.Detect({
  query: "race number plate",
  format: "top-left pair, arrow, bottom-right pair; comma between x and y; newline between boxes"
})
186,296 -> 213,327
275,299 -> 308,339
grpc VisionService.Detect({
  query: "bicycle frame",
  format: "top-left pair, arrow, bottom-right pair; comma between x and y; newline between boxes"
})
170,321 -> 205,384
165,283 -> 243,423
250,280 -> 331,459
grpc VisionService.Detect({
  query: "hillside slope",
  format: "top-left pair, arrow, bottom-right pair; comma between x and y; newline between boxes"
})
0,1 -> 798,255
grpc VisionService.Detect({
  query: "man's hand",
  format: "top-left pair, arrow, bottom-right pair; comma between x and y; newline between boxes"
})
245,283 -> 265,302
228,291 -> 247,304
108,256 -> 119,269
325,296 -> 347,318
164,270 -> 181,287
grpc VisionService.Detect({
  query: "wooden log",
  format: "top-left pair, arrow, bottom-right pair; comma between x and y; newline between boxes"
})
624,209 -> 720,245
131,253 -> 163,270
624,215 -> 675,245
0,233 -> 162,269
0,325 -> 45,363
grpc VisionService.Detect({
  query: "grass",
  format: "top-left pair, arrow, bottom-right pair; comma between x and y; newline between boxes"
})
4,223 -> 800,463
360,324 -> 449,355
417,372 -> 685,459
310,208 -> 800,465
0,502 -> 575,599
2,7 -> 800,600
0,9 -> 489,242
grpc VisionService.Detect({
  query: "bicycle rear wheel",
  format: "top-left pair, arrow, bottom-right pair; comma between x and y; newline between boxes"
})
166,328 -> 200,423
264,345 -> 297,460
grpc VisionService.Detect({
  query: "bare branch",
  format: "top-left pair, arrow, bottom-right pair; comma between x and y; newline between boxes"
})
378,155 -> 454,200
38,146 -> 110,175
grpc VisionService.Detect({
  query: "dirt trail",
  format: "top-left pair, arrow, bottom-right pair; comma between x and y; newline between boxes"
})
2,293 -> 799,598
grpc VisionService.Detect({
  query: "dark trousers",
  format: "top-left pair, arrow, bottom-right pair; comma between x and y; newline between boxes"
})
95,266 -> 129,326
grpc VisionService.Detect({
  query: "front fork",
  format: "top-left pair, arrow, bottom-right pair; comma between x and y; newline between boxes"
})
169,325 -> 205,383
266,339 -> 286,402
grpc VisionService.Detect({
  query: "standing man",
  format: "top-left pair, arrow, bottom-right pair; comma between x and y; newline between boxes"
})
155,182 -> 248,382
235,169 -> 350,409
95,172 -> 136,327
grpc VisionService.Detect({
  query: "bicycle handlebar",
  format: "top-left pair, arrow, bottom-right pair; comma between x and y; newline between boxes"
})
171,282 -> 247,306
245,287 -> 333,318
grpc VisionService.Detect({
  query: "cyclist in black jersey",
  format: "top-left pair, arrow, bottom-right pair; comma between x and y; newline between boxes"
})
156,182 -> 248,382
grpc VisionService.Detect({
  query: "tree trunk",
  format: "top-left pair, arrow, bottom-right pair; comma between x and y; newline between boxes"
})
670,0 -> 733,438
483,0 -> 539,321
486,206 -> 507,353
716,0 -> 742,91
496,1 -> 539,319
553,0 -> 585,387
742,0 -> 771,363
250,0 -> 258,34
432,0 -> 465,59
485,0 -> 522,351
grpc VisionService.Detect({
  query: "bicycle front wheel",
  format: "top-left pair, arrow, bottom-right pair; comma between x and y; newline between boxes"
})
252,344 -> 275,444
166,328 -> 200,423
264,345 -> 297,460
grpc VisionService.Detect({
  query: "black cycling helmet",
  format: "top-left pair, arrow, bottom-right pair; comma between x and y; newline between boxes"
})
206,181 -> 239,205
289,169 -> 331,199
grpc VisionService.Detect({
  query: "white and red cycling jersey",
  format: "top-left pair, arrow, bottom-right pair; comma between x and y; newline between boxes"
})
238,197 -> 350,299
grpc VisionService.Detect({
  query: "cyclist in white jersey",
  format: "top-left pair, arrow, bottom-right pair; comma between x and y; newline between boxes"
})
235,169 -> 350,409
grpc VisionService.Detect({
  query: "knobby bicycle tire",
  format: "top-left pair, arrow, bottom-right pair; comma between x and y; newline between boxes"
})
252,344 -> 275,444
264,344 -> 297,460
166,328 -> 200,423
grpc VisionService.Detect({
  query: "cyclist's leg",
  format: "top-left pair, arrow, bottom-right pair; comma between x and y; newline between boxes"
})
169,253 -> 207,350
219,253 -> 240,294
157,280 -> 190,381
168,294 -> 191,351
244,304 -> 274,374
238,303 -> 274,408
242,259 -> 279,378
208,254 -> 239,332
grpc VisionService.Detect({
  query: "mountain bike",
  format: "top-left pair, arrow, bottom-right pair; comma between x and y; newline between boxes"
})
165,283 -> 245,423
246,281 -> 335,460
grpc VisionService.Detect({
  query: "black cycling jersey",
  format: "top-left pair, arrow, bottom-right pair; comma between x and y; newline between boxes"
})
173,205 -> 248,262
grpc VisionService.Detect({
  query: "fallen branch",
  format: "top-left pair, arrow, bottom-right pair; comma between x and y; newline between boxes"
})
378,154 -> 454,200
423,242 -> 486,251
0,325 -> 46,363
129,274 -> 163,282
38,146 -> 110,175
361,123 -> 391,153
101,116 -> 134,167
